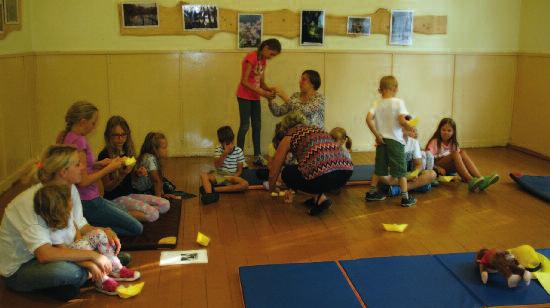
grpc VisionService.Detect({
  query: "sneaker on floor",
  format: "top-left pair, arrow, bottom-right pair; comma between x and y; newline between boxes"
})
111,267 -> 141,282
478,174 -> 500,191
401,196 -> 417,207
95,278 -> 119,296
467,177 -> 484,192
309,199 -> 333,216
365,191 -> 387,201
412,183 -> 432,193
304,198 -> 316,208
253,156 -> 268,167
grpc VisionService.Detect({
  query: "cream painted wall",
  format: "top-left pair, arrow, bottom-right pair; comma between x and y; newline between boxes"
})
519,0 -> 550,53
28,0 -> 522,53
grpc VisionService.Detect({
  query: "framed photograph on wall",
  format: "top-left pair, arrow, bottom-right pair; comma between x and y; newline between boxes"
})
238,14 -> 262,49
0,0 -> 4,33
390,10 -> 414,46
300,10 -> 324,45
347,16 -> 371,35
122,3 -> 159,28
182,4 -> 219,31
4,0 -> 18,25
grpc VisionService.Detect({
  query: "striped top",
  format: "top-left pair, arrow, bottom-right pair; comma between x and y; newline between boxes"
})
287,125 -> 354,180
214,145 -> 246,174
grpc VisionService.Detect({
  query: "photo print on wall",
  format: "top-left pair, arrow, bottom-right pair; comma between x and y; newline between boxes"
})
182,4 -> 219,30
4,0 -> 18,25
390,10 -> 413,46
238,14 -> 262,49
122,3 -> 159,28
300,10 -> 325,45
347,16 -> 371,35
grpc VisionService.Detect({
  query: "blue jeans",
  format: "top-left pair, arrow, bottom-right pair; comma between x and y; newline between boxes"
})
4,259 -> 87,292
82,197 -> 143,237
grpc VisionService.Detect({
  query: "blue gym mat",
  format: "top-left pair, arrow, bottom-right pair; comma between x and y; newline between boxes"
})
349,164 -> 374,182
510,174 -> 550,203
340,255 -> 483,308
435,251 -> 550,306
239,262 -> 363,308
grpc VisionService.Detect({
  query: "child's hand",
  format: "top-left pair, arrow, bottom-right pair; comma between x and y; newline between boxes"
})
375,134 -> 385,145
106,157 -> 123,172
93,253 -> 113,274
121,165 -> 133,175
435,166 -> 446,176
96,158 -> 112,167
85,262 -> 104,282
136,166 -> 148,177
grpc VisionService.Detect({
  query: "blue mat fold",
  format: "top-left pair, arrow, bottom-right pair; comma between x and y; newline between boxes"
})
435,252 -> 550,306
239,262 -> 362,308
510,174 -> 550,203
340,255 -> 483,308
349,164 -> 374,182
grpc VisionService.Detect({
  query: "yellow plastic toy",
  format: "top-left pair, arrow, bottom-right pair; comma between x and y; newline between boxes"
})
382,223 -> 408,233
158,236 -> 177,245
123,156 -> 136,167
406,169 -> 420,180
117,282 -> 145,299
438,175 -> 456,183
407,117 -> 419,127
278,191 -> 286,197
270,192 -> 278,197
196,232 -> 210,246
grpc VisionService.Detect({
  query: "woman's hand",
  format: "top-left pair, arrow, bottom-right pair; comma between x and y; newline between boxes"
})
83,262 -> 104,282
92,253 -> 113,274
103,228 -> 121,255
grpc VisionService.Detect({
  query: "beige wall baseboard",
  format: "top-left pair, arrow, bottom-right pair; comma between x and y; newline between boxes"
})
507,144 -> 550,161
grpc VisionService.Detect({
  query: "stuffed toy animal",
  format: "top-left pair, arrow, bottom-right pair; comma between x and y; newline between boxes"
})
476,248 -> 532,288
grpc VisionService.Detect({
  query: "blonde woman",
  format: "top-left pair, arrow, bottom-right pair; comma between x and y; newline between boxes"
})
0,145 -> 122,300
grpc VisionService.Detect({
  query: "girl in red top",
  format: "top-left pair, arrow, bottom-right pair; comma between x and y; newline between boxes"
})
426,118 -> 499,191
236,38 -> 282,167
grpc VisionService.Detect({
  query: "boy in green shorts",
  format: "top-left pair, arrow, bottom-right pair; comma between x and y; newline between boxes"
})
365,76 -> 416,207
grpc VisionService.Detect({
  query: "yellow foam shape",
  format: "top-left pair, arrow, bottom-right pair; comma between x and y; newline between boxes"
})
278,191 -> 286,197
438,175 -> 455,183
123,156 -> 136,167
406,169 -> 420,180
382,223 -> 408,232
407,117 -> 419,127
270,192 -> 278,197
196,232 -> 210,246
158,236 -> 176,245
117,282 -> 145,299
535,272 -> 550,295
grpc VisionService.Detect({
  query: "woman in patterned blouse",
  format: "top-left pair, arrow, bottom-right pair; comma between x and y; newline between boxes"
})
268,113 -> 353,216
268,70 -> 326,129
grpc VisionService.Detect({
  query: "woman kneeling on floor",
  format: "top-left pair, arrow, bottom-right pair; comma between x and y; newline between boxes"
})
268,112 -> 354,216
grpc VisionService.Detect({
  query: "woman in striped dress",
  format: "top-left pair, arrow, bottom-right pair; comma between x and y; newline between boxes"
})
268,113 -> 353,216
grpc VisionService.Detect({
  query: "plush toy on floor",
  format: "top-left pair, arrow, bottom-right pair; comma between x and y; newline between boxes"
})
476,248 -> 532,288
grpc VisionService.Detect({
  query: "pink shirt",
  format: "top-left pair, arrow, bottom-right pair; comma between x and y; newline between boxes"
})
236,51 -> 266,101
63,132 -> 100,201
426,139 -> 460,159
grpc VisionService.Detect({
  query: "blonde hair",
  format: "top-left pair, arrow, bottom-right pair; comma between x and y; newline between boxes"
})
330,127 -> 352,150
379,75 -> 398,92
24,145 -> 79,184
56,101 -> 98,143
280,112 -> 307,133
33,184 -> 72,230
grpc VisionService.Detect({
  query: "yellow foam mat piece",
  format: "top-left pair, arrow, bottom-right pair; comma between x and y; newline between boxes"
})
196,232 -> 210,246
438,175 -> 455,183
406,169 -> 420,180
535,272 -> 550,295
117,282 -> 145,299
123,156 -> 137,167
158,236 -> 177,245
382,223 -> 408,232
407,117 -> 419,127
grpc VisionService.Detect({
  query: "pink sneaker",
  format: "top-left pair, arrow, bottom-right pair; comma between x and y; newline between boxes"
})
95,278 -> 119,296
111,267 -> 141,281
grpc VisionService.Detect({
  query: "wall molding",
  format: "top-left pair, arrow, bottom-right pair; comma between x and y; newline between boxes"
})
507,144 -> 550,161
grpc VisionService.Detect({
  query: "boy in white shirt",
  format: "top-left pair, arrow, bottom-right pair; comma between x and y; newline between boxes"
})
365,76 -> 416,207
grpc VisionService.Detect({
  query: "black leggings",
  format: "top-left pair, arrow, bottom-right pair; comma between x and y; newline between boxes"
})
237,97 -> 261,156
281,165 -> 352,195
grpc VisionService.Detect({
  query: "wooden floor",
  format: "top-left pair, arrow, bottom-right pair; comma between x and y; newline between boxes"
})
1,147 -> 550,307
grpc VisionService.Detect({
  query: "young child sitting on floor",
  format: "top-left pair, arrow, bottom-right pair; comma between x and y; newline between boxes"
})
34,185 -> 140,296
199,126 -> 249,204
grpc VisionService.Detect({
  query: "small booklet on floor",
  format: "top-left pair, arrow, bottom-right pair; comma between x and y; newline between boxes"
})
160,249 -> 208,266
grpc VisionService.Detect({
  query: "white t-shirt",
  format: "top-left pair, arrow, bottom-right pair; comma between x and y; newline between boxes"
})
404,137 -> 422,163
370,98 -> 409,144
132,153 -> 159,191
0,184 -> 87,277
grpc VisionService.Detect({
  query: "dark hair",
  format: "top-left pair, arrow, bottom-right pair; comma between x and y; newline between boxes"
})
258,38 -> 282,55
217,126 -> 234,144
426,118 -> 459,152
303,70 -> 321,90
103,116 -> 136,158
137,132 -> 166,177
